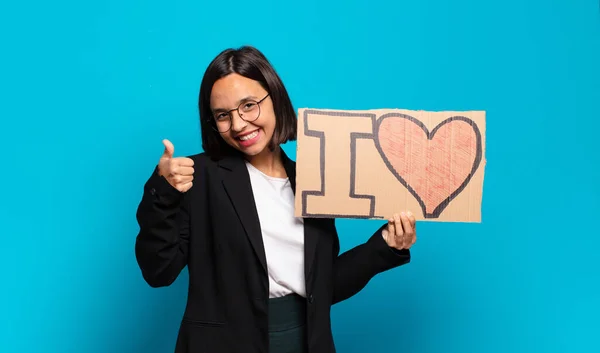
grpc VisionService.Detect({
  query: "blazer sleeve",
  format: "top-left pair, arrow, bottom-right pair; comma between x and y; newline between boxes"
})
134,166 -> 190,288
331,222 -> 411,304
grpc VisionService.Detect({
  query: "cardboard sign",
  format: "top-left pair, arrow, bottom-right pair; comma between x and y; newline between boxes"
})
294,108 -> 486,223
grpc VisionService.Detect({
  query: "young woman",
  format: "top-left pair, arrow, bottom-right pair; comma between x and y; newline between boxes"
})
135,45 -> 417,353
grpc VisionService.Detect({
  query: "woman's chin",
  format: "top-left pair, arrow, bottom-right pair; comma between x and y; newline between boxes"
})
239,143 -> 268,157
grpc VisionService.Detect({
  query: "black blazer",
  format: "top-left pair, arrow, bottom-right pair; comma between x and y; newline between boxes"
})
135,149 -> 411,353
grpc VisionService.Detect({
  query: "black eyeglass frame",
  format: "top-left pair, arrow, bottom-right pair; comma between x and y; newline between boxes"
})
208,93 -> 270,133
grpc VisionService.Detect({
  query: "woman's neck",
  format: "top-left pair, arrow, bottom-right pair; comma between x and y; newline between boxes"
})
246,145 -> 287,178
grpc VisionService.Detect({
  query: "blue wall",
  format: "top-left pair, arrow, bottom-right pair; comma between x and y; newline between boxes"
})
2,0 -> 599,352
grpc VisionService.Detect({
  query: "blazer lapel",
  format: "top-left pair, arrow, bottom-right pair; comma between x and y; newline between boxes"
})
218,156 -> 268,275
281,150 -> 319,279
217,150 -> 319,280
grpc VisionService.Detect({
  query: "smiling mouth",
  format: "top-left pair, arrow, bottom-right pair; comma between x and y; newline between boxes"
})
237,130 -> 259,141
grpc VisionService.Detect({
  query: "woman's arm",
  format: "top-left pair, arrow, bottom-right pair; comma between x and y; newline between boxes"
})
331,222 -> 411,304
134,167 -> 191,288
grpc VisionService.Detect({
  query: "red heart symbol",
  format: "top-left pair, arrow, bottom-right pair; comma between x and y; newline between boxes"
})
375,113 -> 483,218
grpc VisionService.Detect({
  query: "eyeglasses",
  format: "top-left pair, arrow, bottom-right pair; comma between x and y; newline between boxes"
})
210,93 -> 270,133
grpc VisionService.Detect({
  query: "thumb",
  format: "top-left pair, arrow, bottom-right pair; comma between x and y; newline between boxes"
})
162,139 -> 174,158
381,228 -> 391,245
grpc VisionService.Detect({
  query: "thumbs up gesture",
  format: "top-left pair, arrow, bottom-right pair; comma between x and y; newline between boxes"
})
157,139 -> 195,193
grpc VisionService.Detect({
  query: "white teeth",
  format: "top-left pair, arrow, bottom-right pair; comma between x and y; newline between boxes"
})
239,131 -> 258,141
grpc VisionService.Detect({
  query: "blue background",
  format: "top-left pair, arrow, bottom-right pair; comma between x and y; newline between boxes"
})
2,0 -> 599,352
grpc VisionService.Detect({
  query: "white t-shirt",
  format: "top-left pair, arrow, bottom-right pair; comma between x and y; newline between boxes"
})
245,161 -> 306,298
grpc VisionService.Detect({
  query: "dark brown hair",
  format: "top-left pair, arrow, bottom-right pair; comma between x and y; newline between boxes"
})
198,46 -> 297,159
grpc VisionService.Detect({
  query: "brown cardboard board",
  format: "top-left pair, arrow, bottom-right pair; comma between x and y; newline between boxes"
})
294,108 -> 486,223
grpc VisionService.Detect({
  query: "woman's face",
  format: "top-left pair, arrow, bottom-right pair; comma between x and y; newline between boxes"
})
210,73 -> 275,157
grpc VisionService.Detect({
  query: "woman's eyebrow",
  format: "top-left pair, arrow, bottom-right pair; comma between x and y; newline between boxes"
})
237,95 -> 259,103
213,95 -> 259,112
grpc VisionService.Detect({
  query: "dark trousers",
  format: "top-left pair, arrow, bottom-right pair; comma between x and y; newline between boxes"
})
268,294 -> 308,353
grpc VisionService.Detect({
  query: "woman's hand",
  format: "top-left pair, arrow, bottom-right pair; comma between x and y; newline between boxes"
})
381,212 -> 417,250
157,139 -> 195,193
